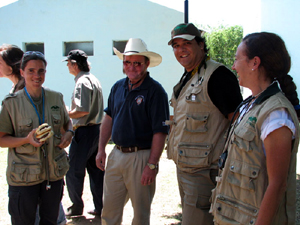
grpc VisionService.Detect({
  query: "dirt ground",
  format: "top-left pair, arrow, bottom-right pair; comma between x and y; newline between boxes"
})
0,148 -> 182,225
63,149 -> 182,225
1,147 -> 300,224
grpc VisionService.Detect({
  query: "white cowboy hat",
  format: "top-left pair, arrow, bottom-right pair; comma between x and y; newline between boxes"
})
113,38 -> 162,67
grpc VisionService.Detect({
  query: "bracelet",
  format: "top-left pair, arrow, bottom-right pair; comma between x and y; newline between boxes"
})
66,129 -> 75,136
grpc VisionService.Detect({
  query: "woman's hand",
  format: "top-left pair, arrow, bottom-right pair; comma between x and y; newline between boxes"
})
27,129 -> 43,148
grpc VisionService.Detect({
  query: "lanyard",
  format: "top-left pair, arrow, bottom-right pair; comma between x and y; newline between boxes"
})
24,87 -> 45,125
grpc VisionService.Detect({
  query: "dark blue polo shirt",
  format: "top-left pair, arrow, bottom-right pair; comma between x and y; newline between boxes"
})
105,73 -> 169,148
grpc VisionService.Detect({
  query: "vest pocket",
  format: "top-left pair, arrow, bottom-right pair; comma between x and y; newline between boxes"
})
185,113 -> 209,133
226,159 -> 260,191
232,128 -> 255,152
51,114 -> 61,133
10,161 -> 42,183
177,143 -> 212,168
54,151 -> 69,178
17,118 -> 33,137
15,144 -> 37,154
185,88 -> 202,103
213,195 -> 258,225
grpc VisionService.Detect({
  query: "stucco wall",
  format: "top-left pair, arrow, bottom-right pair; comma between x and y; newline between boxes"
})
0,0 -> 183,110
260,0 -> 300,96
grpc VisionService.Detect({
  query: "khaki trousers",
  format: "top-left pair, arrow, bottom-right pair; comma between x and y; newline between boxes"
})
177,167 -> 218,225
101,146 -> 155,225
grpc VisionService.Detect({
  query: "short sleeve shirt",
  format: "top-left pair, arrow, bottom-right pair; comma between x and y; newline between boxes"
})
71,71 -> 104,126
208,66 -> 243,118
105,73 -> 169,148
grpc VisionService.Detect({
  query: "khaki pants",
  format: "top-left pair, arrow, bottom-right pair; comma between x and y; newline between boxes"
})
177,167 -> 218,225
101,146 -> 155,225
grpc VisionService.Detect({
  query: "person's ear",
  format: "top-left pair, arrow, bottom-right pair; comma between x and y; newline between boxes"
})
252,56 -> 261,70
20,69 -> 24,77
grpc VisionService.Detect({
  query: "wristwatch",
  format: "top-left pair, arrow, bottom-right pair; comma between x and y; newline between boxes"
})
147,163 -> 158,170
66,129 -> 75,136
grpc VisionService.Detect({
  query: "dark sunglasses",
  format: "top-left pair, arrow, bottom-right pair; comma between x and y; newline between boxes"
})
123,61 -> 144,67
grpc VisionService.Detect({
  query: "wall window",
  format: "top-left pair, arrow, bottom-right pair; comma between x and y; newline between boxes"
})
113,40 -> 127,55
24,42 -> 44,54
63,41 -> 93,56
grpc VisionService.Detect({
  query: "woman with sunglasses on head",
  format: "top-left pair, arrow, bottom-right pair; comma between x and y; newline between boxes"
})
210,32 -> 300,225
0,51 -> 73,224
0,45 -> 67,225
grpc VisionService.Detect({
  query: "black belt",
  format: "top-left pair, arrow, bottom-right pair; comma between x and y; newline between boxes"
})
116,145 -> 150,153
73,123 -> 100,131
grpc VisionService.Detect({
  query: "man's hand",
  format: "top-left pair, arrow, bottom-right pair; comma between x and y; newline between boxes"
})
57,131 -> 73,149
96,150 -> 106,171
141,165 -> 157,186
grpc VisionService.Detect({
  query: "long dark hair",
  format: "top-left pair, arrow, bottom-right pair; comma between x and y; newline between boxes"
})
0,44 -> 25,92
243,32 -> 300,119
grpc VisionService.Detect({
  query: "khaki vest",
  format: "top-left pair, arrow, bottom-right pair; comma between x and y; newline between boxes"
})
166,60 -> 230,173
210,89 -> 299,225
3,89 -> 70,186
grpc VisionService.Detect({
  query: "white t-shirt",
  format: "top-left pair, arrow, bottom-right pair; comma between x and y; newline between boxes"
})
261,108 -> 295,141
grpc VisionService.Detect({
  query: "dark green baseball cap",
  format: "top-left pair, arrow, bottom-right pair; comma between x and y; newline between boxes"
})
168,23 -> 201,45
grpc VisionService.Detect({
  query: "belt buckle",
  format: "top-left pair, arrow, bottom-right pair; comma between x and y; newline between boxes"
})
128,147 -> 137,152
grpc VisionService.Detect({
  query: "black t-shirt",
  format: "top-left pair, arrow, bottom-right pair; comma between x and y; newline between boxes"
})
207,66 -> 243,118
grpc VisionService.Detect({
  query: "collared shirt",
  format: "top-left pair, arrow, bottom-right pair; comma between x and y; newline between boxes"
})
105,72 -> 169,148
71,71 -> 104,127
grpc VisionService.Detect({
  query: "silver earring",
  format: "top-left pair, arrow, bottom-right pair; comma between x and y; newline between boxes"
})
252,69 -> 254,71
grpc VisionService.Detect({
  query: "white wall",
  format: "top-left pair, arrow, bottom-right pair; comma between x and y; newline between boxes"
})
0,0 -> 183,109
260,0 -> 300,96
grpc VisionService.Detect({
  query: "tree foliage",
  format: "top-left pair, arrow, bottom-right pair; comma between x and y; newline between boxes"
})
203,25 -> 243,73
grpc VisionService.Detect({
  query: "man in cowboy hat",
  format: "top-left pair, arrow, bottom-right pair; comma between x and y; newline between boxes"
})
62,49 -> 105,217
96,38 -> 169,225
166,23 -> 242,224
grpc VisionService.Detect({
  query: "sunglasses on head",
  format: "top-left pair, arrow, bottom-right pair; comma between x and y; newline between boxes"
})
23,51 -> 45,58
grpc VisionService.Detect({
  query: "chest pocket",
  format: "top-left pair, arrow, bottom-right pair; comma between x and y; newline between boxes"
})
232,124 -> 256,152
185,113 -> 209,133
51,114 -> 61,133
185,87 -> 202,104
17,118 -> 33,137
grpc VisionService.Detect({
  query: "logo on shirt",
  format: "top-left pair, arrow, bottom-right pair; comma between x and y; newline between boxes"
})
135,95 -> 144,105
51,105 -> 60,111
247,116 -> 257,128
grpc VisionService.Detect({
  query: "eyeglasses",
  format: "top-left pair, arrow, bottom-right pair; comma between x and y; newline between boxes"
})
123,61 -> 144,67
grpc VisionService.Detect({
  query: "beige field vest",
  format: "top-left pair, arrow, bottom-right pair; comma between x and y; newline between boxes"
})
3,89 -> 70,186
210,84 -> 299,225
166,60 -> 230,173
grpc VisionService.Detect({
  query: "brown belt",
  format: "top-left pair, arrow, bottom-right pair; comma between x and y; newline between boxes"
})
116,145 -> 150,153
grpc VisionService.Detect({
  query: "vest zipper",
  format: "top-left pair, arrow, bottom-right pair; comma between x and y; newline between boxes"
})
217,195 -> 258,214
